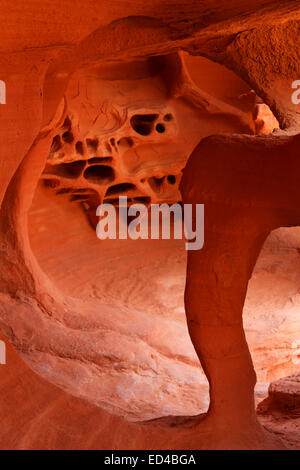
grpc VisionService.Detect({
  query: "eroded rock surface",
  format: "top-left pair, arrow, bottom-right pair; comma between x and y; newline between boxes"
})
257,374 -> 300,449
26,187 -> 300,420
41,53 -> 278,228
0,0 -> 299,450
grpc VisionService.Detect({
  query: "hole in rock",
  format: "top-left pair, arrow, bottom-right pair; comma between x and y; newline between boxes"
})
56,188 -> 74,194
167,175 -> 176,185
83,165 -> 115,185
117,137 -> 134,148
163,113 -> 173,122
60,116 -> 72,131
88,157 -> 113,164
182,52 -> 280,135
105,183 -> 136,196
133,196 -> 151,204
43,178 -> 60,189
70,194 -> 90,202
44,160 -> 86,179
75,141 -> 84,155
86,138 -> 99,153
50,135 -> 62,153
73,188 -> 91,193
155,123 -> 165,133
148,176 -> 165,192
29,178 -> 205,422
105,142 -> 112,153
62,131 -> 74,144
130,114 -> 158,136
244,227 -> 300,385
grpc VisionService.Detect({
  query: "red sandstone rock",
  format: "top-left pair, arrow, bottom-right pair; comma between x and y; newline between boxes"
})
257,374 -> 300,450
0,0 -> 299,450
258,374 -> 300,413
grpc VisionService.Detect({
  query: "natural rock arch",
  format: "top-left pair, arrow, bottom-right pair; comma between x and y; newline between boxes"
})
0,3 -> 299,450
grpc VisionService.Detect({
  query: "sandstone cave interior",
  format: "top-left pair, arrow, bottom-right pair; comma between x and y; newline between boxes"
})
0,1 -> 299,451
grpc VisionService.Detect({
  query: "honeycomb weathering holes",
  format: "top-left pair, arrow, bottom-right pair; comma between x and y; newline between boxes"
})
56,187 -> 74,194
106,183 -> 136,196
155,123 -> 165,133
86,138 -> 99,154
83,165 -> 115,185
163,113 -> 173,122
103,196 -> 151,206
130,113 -> 170,136
50,135 -> 62,153
167,175 -> 176,185
42,59 -> 275,232
43,105 -> 182,225
117,137 -> 134,149
75,141 -> 84,155
62,131 -> 74,144
45,160 -> 86,179
148,176 -> 165,192
130,114 -> 158,136
61,116 -> 72,131
88,157 -> 113,164
43,178 -> 60,189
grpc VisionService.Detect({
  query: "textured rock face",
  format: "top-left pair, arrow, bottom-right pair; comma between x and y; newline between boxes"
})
2,52 -> 281,422
257,374 -> 300,450
260,374 -> 300,413
0,0 -> 299,451
41,53 -> 276,228
0,331 -> 292,450
26,189 -> 300,420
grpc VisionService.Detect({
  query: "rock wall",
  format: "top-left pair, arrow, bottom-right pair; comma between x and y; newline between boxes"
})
0,0 -> 299,450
